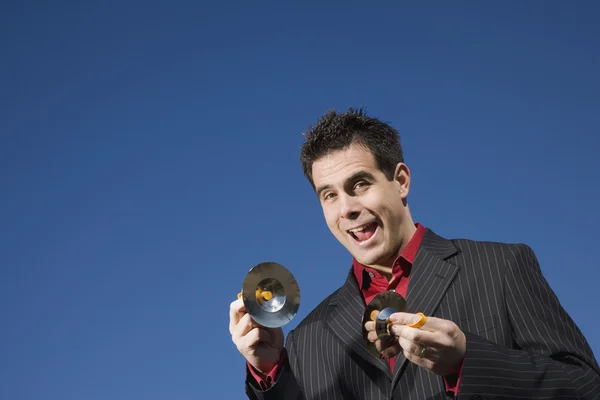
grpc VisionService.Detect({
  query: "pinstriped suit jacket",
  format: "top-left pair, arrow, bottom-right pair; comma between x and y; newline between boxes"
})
245,229 -> 600,399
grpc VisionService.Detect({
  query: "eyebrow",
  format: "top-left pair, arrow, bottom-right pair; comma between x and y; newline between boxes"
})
316,170 -> 376,197
315,183 -> 332,197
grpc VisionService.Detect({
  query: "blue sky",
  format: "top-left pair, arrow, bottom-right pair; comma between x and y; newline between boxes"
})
1,1 -> 599,399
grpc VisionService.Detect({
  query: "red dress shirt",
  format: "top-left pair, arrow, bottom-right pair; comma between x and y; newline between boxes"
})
248,223 -> 463,396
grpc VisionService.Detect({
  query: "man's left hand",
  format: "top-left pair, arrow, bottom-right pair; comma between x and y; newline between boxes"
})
365,312 -> 466,377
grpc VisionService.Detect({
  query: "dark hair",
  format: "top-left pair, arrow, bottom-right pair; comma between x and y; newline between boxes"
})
300,108 -> 405,189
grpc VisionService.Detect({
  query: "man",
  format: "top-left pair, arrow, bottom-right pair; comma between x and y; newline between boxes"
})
229,108 -> 600,399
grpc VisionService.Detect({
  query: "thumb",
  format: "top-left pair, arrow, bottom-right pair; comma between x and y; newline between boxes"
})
389,312 -> 426,328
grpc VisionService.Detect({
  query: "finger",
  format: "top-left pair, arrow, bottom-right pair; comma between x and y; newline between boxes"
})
388,313 -> 446,333
230,297 -> 246,318
364,310 -> 380,330
390,324 -> 438,347
391,317 -> 460,349
234,297 -> 247,314
398,338 -> 432,370
229,298 -> 246,333
388,312 -> 427,328
233,312 -> 258,339
367,330 -> 379,342
242,326 -> 271,349
398,336 -> 421,358
237,327 -> 262,354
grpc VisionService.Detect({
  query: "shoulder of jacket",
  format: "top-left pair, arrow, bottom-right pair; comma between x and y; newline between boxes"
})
291,286 -> 343,333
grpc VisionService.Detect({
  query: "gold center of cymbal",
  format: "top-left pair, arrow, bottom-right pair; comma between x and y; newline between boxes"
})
239,262 -> 300,329
255,289 -> 273,301
370,310 -> 379,321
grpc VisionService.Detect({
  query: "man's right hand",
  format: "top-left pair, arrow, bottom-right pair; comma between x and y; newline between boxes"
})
229,297 -> 284,376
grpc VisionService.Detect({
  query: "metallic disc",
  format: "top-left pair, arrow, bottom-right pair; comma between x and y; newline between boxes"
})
241,262 -> 300,329
362,290 -> 408,358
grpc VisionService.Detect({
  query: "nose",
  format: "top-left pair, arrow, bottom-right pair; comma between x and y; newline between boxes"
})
339,194 -> 360,220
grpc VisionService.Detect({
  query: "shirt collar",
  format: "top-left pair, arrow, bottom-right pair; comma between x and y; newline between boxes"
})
353,222 -> 426,288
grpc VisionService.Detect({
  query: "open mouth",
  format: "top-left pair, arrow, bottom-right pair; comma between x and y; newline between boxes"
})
347,222 -> 378,243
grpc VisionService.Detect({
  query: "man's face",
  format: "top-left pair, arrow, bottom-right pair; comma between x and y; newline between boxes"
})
312,143 -> 410,267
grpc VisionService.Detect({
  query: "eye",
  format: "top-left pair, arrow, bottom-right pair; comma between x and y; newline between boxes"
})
354,180 -> 369,190
323,192 -> 336,201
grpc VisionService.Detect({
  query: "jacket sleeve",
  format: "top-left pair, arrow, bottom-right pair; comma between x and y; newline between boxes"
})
457,244 -> 600,399
245,329 -> 305,400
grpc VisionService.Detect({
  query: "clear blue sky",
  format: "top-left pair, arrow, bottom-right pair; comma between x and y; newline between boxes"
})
1,1 -> 599,399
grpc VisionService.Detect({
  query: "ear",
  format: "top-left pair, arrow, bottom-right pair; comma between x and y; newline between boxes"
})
393,162 -> 411,200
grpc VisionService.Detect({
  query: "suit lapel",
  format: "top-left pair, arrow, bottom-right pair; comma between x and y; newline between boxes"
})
391,229 -> 461,387
405,229 -> 460,318
326,268 -> 393,380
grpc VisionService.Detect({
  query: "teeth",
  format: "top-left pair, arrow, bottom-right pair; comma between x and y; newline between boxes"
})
349,223 -> 373,233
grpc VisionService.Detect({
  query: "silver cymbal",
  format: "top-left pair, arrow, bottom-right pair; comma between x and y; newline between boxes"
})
241,262 -> 300,329
362,290 -> 408,358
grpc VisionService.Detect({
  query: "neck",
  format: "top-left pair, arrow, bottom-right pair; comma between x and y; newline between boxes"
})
365,217 -> 417,280
366,264 -> 394,280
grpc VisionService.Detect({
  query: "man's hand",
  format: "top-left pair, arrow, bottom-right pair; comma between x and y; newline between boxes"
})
229,297 -> 284,375
365,312 -> 466,377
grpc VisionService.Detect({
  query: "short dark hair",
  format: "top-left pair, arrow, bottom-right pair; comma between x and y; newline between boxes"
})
300,108 -> 405,189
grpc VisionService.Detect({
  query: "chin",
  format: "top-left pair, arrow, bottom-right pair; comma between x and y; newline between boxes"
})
354,252 -> 382,266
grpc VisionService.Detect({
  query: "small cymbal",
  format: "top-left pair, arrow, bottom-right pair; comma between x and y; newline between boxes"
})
362,290 -> 408,358
241,262 -> 300,329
